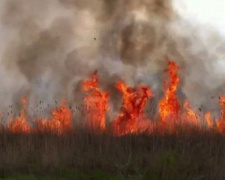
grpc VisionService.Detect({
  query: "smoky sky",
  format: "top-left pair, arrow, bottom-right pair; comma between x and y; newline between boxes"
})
0,0 -> 225,116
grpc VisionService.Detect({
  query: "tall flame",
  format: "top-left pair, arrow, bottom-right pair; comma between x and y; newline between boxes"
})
112,81 -> 153,136
216,96 -> 225,133
3,60 -> 225,136
82,71 -> 109,133
159,61 -> 181,132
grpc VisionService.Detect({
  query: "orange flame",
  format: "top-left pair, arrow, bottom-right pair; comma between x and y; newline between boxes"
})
3,60 -> 225,136
8,97 -> 31,133
205,112 -> 213,130
183,100 -> 199,127
82,71 -> 109,133
112,81 -> 153,136
36,101 -> 72,134
159,61 -> 181,132
216,96 -> 225,133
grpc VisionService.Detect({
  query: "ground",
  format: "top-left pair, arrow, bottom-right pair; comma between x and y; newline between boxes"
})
0,130 -> 225,180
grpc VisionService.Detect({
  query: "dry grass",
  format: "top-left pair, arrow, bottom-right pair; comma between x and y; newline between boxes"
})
0,128 -> 225,180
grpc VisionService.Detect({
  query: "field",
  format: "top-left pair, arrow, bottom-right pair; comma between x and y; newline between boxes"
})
0,130 -> 225,180
0,61 -> 225,179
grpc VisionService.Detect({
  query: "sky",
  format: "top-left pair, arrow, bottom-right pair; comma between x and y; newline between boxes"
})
0,0 -> 224,47
174,0 -> 225,35
0,1 -> 225,39
0,0 -> 224,110
0,0 -> 224,60
175,0 -> 225,79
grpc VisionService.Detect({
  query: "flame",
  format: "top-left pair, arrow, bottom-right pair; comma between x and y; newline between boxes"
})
82,71 -> 109,133
112,81 -> 153,136
36,101 -> 72,134
3,60 -> 225,136
183,100 -> 199,127
205,112 -> 213,129
8,97 -> 31,133
216,96 -> 225,133
159,61 -> 181,132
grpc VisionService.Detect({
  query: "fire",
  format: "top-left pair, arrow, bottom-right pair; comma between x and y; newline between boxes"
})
159,61 -> 181,131
205,112 -> 213,129
112,81 -> 153,136
183,100 -> 199,127
36,101 -> 72,134
2,59 -> 225,136
216,96 -> 225,133
82,71 -> 109,133
8,97 -> 31,133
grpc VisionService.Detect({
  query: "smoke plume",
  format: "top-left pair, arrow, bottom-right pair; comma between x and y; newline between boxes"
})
0,0 -> 225,117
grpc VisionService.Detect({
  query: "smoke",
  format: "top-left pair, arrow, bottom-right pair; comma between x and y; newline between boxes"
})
0,0 -> 224,116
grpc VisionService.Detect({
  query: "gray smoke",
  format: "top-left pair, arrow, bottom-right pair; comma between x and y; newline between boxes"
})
0,0 -> 224,118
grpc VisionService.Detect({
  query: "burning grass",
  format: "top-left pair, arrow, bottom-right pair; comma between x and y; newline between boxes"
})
1,60 -> 225,135
1,60 -> 225,179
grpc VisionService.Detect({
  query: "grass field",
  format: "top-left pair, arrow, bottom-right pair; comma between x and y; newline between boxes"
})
0,130 -> 225,180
